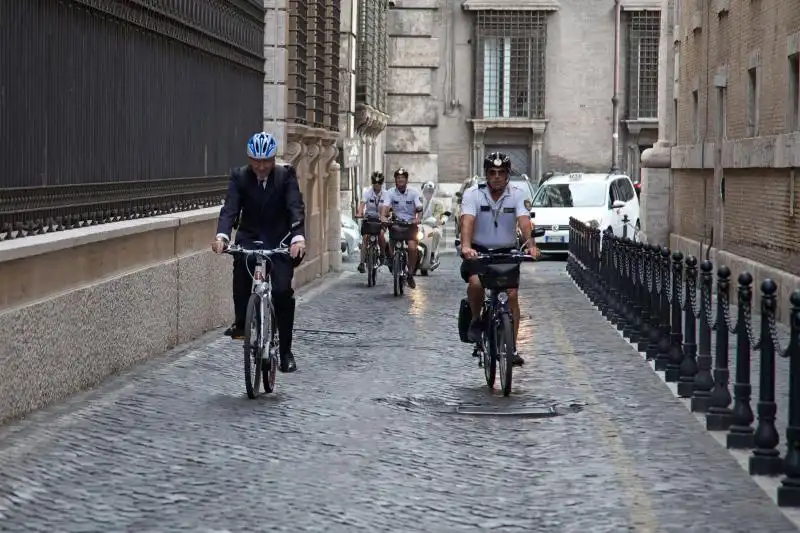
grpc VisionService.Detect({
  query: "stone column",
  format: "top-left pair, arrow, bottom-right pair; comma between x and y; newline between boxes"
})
639,0 -> 675,246
264,0 -> 288,157
328,161 -> 343,271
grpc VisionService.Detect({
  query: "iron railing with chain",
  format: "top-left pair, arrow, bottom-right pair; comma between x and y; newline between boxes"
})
568,217 -> 800,508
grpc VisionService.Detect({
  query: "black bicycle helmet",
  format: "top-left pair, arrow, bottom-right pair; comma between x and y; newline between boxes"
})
394,167 -> 409,178
483,152 -> 511,172
371,171 -> 385,184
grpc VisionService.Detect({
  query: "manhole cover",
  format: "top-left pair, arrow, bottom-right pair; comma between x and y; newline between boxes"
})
372,395 -> 587,418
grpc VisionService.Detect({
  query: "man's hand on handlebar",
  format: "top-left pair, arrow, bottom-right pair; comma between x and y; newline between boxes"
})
211,238 -> 227,254
461,245 -> 478,260
527,242 -> 541,260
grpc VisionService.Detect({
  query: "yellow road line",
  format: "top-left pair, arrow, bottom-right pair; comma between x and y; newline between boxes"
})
551,315 -> 660,533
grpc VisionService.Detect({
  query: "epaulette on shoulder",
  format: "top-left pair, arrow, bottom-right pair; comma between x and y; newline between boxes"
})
477,182 -> 487,189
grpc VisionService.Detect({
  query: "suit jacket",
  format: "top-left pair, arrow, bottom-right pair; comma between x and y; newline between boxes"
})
217,164 -> 306,249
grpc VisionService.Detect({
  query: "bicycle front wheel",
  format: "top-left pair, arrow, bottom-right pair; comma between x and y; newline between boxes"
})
262,300 -> 277,393
496,313 -> 515,396
367,244 -> 376,287
393,252 -> 402,296
243,293 -> 263,399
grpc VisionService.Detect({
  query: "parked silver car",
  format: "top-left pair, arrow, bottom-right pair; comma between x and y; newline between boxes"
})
340,212 -> 360,258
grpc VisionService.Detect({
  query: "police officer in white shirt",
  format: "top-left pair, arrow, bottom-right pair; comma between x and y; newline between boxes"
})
460,152 -> 540,365
356,171 -> 388,273
381,167 -> 423,289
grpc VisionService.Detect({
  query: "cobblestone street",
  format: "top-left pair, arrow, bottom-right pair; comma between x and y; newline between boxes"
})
0,255 -> 797,532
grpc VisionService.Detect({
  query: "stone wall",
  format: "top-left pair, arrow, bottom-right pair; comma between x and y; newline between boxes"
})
666,0 -> 800,277
0,156 -> 342,425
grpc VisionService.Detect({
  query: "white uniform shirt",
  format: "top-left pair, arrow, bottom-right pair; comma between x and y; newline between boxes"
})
382,186 -> 423,222
461,183 -> 529,249
361,187 -> 385,218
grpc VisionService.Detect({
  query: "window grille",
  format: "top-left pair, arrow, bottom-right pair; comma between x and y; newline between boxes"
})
324,0 -> 341,131
288,0 -> 308,124
377,0 -> 389,113
356,0 -> 387,109
626,11 -> 660,119
473,11 -> 547,119
306,0 -> 326,128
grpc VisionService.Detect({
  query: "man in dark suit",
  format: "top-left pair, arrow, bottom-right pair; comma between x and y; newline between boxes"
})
212,132 -> 306,373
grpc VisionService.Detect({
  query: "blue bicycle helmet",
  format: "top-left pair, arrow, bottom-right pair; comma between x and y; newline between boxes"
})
246,132 -> 278,159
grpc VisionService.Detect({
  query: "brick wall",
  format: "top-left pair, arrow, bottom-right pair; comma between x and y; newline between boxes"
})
672,0 -> 800,274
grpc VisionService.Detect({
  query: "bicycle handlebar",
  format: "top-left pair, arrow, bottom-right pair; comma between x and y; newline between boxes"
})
462,251 -> 538,263
223,244 -> 290,258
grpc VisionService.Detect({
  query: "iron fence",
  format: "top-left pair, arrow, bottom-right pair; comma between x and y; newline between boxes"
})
0,0 -> 264,240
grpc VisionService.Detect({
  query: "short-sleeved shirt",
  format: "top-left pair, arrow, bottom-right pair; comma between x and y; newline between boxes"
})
382,186 -> 423,223
461,183 -> 529,248
361,187 -> 385,218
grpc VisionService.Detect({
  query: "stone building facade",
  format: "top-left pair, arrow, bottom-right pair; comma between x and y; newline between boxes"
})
644,0 -> 800,320
339,0 -> 391,210
386,0 -> 662,193
263,0 -> 344,281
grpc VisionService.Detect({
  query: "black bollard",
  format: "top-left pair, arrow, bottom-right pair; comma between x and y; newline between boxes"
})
749,279 -> 784,476
727,272 -> 755,449
778,290 -> 800,506
646,244 -> 662,361
615,239 -> 630,333
678,256 -> 699,398
654,247 -> 672,371
595,230 -> 611,317
637,242 -> 652,352
665,251 -> 685,382
691,260 -> 715,412
607,236 -> 621,326
707,266 -> 733,431
625,240 -> 642,343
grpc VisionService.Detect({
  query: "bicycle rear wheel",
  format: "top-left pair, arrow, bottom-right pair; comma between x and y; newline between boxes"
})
496,313 -> 514,396
243,293 -> 263,399
261,302 -> 278,393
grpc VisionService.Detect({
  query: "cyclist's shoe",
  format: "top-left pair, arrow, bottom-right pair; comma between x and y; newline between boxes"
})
467,319 -> 483,343
280,351 -> 297,373
406,274 -> 416,289
512,350 -> 525,366
357,262 -> 366,273
224,323 -> 245,340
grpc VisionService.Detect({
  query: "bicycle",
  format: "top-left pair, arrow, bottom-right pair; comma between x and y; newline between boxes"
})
387,219 -> 416,297
360,215 -> 384,287
223,231 -> 293,399
460,248 -> 537,396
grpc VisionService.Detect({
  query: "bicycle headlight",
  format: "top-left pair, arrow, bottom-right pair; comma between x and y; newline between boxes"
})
497,292 -> 509,304
417,230 -> 424,241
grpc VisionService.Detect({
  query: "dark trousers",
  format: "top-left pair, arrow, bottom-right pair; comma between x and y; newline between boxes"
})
233,254 -> 296,355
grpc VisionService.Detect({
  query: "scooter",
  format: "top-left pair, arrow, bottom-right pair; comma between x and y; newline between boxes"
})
415,211 -> 451,276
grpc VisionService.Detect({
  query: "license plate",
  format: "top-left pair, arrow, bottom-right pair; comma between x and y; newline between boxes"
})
545,236 -> 565,243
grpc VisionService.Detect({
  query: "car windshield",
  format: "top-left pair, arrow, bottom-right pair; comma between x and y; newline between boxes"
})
532,182 -> 606,208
